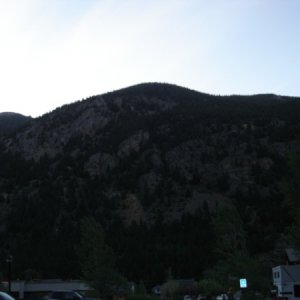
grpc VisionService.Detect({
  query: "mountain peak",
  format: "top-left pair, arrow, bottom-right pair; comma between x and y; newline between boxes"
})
0,112 -> 32,135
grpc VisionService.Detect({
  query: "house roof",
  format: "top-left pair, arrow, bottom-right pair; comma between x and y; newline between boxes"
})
280,265 -> 300,281
286,248 -> 300,264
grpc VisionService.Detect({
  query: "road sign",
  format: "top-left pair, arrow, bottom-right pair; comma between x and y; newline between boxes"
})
240,278 -> 247,288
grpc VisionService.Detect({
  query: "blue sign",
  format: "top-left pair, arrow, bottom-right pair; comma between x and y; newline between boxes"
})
240,278 -> 247,288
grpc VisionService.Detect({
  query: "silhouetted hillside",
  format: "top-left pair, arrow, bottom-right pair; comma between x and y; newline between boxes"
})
0,112 -> 32,135
0,83 -> 299,286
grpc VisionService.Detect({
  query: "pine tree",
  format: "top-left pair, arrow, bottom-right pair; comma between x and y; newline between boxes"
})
77,217 -> 126,297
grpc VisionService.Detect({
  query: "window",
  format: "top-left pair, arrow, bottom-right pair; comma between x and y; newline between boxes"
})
294,284 -> 300,297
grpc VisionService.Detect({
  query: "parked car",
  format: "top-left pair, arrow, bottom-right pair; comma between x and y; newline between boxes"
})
43,291 -> 97,300
215,294 -> 228,300
197,294 -> 206,300
0,292 -> 15,300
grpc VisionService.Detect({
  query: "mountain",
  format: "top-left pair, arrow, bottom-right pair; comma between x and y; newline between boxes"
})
0,112 -> 32,135
0,83 -> 299,285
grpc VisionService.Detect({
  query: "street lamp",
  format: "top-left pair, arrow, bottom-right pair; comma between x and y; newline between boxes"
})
6,255 -> 13,294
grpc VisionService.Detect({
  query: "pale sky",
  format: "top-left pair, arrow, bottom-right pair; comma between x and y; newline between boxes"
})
0,0 -> 299,117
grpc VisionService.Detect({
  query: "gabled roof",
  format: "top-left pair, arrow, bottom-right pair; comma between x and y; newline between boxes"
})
280,265 -> 300,281
286,248 -> 300,264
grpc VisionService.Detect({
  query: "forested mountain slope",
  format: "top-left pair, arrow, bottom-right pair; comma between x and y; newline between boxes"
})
0,83 -> 299,285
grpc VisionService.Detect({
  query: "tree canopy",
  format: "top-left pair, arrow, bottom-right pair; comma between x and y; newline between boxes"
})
77,217 -> 126,297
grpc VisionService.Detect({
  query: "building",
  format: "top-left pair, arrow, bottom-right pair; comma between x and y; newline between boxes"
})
272,249 -> 300,300
1,279 -> 90,300
273,265 -> 300,299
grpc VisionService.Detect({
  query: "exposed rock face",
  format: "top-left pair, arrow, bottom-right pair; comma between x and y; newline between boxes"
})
119,193 -> 146,226
4,99 -> 115,160
118,130 -> 150,157
85,152 -> 118,177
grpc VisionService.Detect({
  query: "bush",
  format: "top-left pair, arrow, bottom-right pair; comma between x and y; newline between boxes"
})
126,294 -> 156,300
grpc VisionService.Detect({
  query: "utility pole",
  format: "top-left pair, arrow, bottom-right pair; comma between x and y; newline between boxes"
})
6,255 -> 13,294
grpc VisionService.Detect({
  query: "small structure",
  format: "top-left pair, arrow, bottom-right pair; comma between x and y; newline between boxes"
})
273,265 -> 300,299
272,249 -> 300,300
1,279 -> 90,300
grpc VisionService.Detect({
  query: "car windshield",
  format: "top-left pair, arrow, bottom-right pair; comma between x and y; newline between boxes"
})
51,291 -> 83,300
73,292 -> 83,299
0,292 -> 15,300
